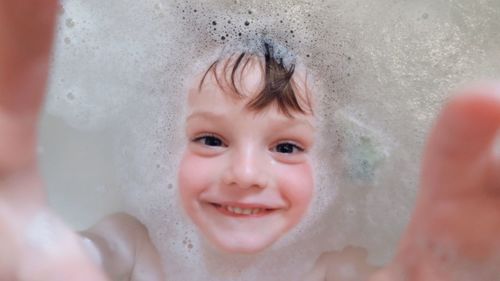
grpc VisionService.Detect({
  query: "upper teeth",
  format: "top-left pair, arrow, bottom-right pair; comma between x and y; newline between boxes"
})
226,206 -> 262,215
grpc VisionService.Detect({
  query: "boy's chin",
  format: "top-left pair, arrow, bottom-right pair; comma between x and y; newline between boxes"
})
207,233 -> 279,254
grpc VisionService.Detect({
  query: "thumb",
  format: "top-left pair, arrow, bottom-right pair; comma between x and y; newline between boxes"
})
389,84 -> 500,280
0,0 -> 59,114
420,84 -> 500,200
0,0 -> 59,182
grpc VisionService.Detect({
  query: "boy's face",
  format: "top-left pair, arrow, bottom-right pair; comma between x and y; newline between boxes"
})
178,59 -> 315,253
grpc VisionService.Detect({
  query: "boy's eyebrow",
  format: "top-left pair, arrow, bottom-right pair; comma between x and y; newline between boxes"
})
186,111 -> 315,130
186,111 -> 225,122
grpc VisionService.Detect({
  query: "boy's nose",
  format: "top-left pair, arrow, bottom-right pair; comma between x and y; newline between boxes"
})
222,146 -> 269,189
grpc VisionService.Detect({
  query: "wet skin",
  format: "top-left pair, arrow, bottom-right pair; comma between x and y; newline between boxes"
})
1,1 -> 500,280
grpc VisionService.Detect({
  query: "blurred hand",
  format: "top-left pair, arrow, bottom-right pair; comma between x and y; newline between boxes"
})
373,86 -> 500,280
0,1 -> 108,280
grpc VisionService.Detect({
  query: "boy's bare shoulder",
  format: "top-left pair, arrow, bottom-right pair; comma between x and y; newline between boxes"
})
82,212 -> 150,258
87,212 -> 149,237
80,212 -> 165,281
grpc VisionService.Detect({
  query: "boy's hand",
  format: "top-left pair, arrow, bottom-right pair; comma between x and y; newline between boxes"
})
375,85 -> 500,280
0,202 -> 108,281
0,1 -> 108,280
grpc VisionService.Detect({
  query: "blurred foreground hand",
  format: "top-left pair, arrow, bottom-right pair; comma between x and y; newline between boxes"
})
306,86 -> 500,281
372,86 -> 500,280
0,1 -> 108,280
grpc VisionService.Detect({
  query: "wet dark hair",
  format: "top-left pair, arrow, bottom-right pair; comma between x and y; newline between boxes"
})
198,41 -> 313,117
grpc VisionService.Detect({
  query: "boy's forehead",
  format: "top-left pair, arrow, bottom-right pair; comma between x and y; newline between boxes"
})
186,87 -> 316,130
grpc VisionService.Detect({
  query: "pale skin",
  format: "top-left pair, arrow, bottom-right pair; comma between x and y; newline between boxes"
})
1,1 -> 499,281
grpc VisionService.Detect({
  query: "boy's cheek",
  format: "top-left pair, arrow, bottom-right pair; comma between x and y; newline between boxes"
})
178,153 -> 220,193
277,163 -> 314,209
178,154 -> 201,196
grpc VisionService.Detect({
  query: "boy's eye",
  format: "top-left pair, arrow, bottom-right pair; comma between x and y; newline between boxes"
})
274,142 -> 304,154
193,135 -> 225,147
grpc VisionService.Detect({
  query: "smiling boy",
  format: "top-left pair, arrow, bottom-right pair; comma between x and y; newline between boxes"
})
179,42 -> 316,253
79,41 -> 318,278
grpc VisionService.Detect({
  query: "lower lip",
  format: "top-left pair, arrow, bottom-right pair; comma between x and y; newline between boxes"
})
208,203 -> 276,218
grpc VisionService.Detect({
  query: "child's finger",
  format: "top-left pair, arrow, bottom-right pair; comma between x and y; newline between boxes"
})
419,84 -> 500,200
388,84 -> 500,280
0,0 -> 58,114
0,0 -> 59,177
0,0 -> 59,63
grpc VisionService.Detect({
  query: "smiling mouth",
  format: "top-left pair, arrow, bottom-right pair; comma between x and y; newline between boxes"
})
209,203 -> 277,217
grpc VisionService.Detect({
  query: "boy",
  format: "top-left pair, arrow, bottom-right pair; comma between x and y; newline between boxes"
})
79,36 -> 316,278
178,41 -> 316,254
